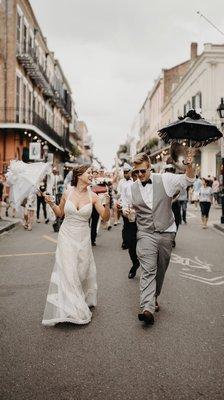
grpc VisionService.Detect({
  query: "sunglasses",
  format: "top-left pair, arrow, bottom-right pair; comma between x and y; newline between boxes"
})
133,169 -> 148,175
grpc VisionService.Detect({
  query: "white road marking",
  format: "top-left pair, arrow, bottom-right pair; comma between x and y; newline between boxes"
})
170,253 -> 213,272
180,272 -> 224,282
0,252 -> 55,258
170,253 -> 223,286
179,273 -> 224,286
42,235 -> 58,244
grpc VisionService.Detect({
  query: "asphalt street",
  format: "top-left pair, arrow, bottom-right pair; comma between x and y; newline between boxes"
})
0,207 -> 224,400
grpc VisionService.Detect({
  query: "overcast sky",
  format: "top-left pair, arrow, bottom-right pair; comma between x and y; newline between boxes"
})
30,0 -> 224,168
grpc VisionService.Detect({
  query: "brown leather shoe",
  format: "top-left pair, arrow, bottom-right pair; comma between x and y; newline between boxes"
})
138,310 -> 154,325
155,299 -> 160,312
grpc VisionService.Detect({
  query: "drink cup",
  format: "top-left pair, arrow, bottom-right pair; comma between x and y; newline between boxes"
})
128,208 -> 136,222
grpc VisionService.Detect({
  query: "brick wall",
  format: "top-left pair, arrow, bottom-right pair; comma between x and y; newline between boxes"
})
163,60 -> 191,104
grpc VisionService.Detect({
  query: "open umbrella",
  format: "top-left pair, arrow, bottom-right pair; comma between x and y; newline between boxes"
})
6,160 -> 51,209
158,110 -> 223,148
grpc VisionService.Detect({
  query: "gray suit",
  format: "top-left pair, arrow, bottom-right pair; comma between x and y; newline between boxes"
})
131,175 -> 175,314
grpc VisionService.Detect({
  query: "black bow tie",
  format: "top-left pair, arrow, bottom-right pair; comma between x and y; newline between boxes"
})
141,179 -> 152,187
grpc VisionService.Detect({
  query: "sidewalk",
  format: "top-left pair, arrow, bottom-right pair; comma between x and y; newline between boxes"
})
213,222 -> 224,233
184,203 -> 224,234
208,205 -> 224,233
0,217 -> 21,235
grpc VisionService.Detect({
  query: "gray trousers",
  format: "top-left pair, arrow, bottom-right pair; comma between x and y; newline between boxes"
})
136,231 -> 175,314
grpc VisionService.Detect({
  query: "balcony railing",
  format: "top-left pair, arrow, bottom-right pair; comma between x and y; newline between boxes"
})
17,43 -> 72,120
0,108 -> 64,149
64,136 -> 75,153
17,44 -> 54,99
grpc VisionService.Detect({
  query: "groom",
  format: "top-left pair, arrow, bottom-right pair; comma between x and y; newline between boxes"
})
131,151 -> 195,325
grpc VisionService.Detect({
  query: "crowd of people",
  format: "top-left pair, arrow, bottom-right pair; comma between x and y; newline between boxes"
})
40,149 -> 196,327
0,163 -> 221,234
0,153 -> 223,327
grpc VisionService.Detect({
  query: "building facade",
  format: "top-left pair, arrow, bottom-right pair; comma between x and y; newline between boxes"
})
131,42 -> 223,178
162,43 -> 224,178
0,0 -> 82,173
136,44 -> 195,164
76,121 -> 93,164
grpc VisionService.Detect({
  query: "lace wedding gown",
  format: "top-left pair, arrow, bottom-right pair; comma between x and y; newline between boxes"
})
42,187 -> 97,326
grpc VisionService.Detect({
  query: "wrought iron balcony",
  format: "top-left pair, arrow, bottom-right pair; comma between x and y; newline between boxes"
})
0,108 -> 63,149
53,89 -> 72,120
17,43 -> 72,120
17,45 -> 54,99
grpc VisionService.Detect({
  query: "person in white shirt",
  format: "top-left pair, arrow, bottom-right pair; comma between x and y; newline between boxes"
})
212,177 -> 220,206
199,178 -> 213,228
126,151 -> 195,325
121,170 -> 140,278
119,164 -> 133,249
47,167 -> 63,202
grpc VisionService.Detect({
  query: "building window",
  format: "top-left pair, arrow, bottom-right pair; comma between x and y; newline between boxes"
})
16,76 -> 21,122
28,35 -> 33,53
23,24 -> 28,53
22,82 -> 27,122
195,92 -> 202,110
192,92 -> 202,112
184,101 -> 191,115
28,89 -> 32,123
16,12 -> 22,52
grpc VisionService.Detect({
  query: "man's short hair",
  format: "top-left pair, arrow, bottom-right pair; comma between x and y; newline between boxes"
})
133,152 -> 151,166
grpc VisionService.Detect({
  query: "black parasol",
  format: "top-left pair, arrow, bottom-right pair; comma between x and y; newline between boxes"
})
158,110 -> 223,148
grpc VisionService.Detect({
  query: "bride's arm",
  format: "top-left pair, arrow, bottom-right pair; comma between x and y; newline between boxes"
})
44,192 -> 66,218
92,193 -> 110,221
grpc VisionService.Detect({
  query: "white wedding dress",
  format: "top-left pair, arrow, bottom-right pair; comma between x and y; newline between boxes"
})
42,187 -> 97,326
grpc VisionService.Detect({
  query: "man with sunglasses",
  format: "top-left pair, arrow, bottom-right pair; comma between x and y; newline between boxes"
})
129,151 -> 195,325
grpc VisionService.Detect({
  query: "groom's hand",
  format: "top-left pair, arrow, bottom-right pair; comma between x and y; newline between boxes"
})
102,193 -> 110,206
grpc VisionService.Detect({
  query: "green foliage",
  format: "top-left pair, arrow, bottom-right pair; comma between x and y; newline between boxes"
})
117,144 -> 128,156
146,137 -> 159,150
71,145 -> 81,157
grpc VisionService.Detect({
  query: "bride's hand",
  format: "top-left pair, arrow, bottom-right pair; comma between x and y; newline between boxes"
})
44,193 -> 54,205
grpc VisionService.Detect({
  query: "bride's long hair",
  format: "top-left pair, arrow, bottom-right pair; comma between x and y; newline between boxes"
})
71,164 -> 91,186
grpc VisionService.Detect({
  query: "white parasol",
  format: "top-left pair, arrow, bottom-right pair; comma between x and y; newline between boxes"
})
6,160 -> 51,209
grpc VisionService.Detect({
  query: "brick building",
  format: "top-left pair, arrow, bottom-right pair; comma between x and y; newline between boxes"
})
136,43 -> 197,161
162,43 -> 224,178
126,42 -> 223,178
0,0 -> 80,173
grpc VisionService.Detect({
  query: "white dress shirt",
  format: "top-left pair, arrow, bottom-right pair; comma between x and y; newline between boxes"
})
123,173 -> 195,232
120,178 -> 133,209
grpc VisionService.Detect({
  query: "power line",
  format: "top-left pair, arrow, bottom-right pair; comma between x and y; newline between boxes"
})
196,11 -> 224,37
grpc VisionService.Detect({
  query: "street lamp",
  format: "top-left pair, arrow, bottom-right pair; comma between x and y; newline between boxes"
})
217,98 -> 224,223
217,98 -> 224,119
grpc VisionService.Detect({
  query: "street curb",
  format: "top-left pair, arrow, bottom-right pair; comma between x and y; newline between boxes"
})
0,220 -> 20,235
213,223 -> 224,233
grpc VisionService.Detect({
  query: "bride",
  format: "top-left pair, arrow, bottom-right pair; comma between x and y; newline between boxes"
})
42,165 -> 110,326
